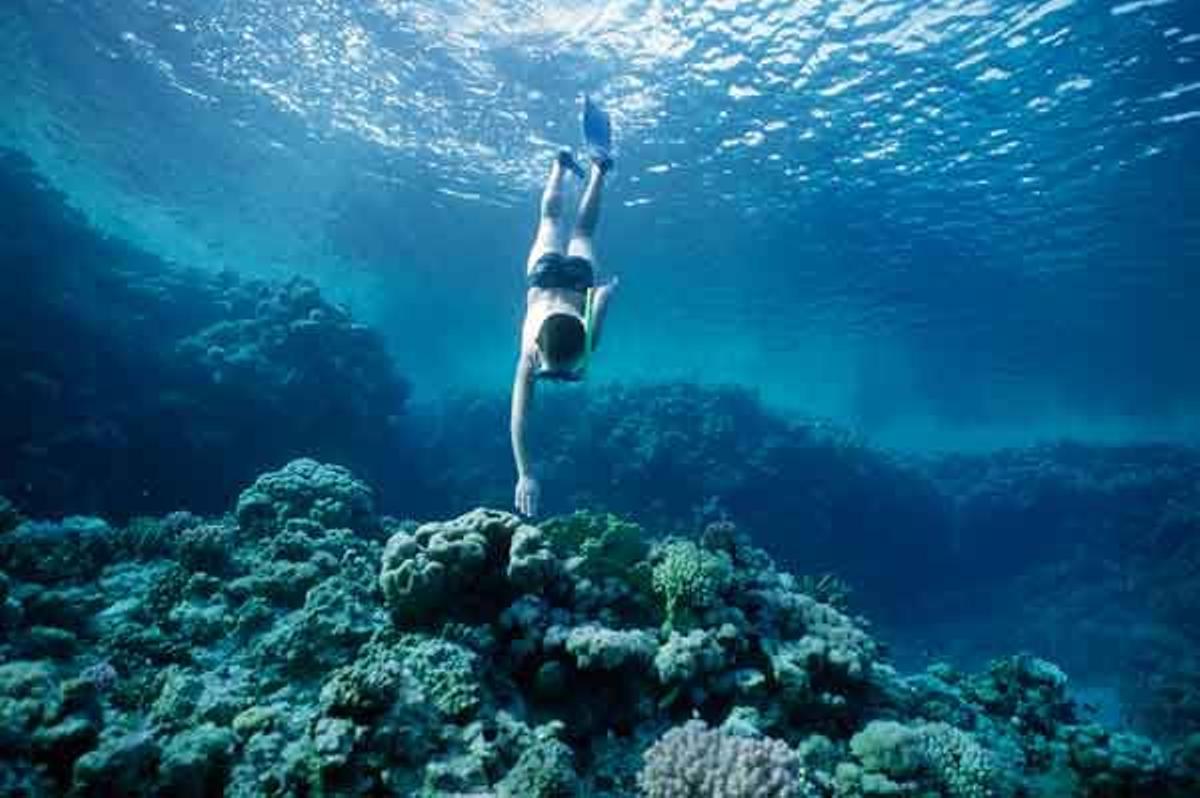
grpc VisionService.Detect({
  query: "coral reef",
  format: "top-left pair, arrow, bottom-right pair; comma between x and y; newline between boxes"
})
0,458 -> 1194,796
0,149 -> 409,520
540,510 -> 650,582
4,150 -> 1198,757
914,446 -> 1200,743
235,458 -> 377,538
380,508 -> 523,624
841,719 -> 1007,797
401,389 -> 1200,742
653,540 -> 732,631
639,719 -> 813,797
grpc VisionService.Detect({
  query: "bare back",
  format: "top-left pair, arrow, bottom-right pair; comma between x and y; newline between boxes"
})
521,287 -> 586,359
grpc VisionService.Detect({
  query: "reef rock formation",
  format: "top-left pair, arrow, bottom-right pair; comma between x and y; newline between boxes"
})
0,458 -> 1196,796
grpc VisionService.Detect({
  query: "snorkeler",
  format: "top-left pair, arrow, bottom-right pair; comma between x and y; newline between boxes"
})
511,97 -> 618,517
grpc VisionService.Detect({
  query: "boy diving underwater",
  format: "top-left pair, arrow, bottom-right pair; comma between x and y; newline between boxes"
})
511,97 -> 617,517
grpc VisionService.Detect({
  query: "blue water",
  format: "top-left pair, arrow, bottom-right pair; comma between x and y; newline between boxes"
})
4,0 -> 1199,448
6,5 -> 1200,793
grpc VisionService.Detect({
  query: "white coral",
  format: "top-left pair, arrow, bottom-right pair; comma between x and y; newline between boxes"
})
639,719 -> 814,798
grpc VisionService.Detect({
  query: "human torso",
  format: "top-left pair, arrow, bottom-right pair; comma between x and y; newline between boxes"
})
521,287 -> 587,358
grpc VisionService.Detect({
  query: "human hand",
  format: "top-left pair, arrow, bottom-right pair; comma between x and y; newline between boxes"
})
595,275 -> 619,303
515,474 -> 540,517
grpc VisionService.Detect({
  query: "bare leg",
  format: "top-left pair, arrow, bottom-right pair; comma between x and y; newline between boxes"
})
567,162 -> 606,265
526,158 -> 569,274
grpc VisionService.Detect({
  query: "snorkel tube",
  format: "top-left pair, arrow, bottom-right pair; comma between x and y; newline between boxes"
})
579,286 -> 595,372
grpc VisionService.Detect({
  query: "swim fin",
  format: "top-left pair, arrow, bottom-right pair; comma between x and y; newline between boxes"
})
581,95 -> 613,167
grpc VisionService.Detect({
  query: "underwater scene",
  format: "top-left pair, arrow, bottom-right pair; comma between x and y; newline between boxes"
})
2,0 -> 1200,795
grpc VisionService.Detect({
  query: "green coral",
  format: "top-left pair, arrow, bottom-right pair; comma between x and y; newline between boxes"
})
399,633 -> 481,719
849,720 -> 926,779
966,654 -> 1073,737
320,646 -> 410,720
150,667 -> 204,732
176,523 -> 236,575
379,508 -> 518,624
319,632 -> 479,722
923,723 -> 1001,798
847,720 -> 1005,798
2,451 -> 1196,798
652,540 -> 731,630
255,575 -> 378,674
0,659 -> 102,775
159,723 -> 238,798
143,563 -> 193,623
656,628 -> 723,683
541,511 -> 649,582
496,735 -> 578,798
506,522 -> 563,593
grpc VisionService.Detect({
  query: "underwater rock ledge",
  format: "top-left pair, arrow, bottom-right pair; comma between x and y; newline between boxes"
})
0,458 -> 1196,797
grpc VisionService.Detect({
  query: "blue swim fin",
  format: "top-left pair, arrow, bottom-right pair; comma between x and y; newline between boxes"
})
581,95 -> 612,165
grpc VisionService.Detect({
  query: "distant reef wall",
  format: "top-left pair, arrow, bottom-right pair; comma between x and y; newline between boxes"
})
410,392 -> 1199,605
407,384 -> 960,608
914,444 -> 1200,739
0,149 -> 411,519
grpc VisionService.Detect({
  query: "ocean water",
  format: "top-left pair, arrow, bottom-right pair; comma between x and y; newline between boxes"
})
5,0 -> 1199,446
3,1 -> 1200,795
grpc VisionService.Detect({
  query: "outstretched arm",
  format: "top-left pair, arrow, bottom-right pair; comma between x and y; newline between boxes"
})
588,277 -> 618,351
511,351 -> 539,516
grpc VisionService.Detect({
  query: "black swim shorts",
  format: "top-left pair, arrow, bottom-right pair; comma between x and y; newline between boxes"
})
527,252 -> 595,292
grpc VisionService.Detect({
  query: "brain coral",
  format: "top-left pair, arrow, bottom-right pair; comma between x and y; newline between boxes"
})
235,458 -> 375,537
379,508 -> 521,624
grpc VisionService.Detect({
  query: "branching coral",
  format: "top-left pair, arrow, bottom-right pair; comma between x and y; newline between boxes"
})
652,540 -> 731,630
639,719 -> 814,798
847,720 -> 1005,798
965,654 -> 1074,737
923,723 -> 1002,798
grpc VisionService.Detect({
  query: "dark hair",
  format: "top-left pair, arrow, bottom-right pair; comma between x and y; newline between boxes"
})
538,312 -> 586,369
